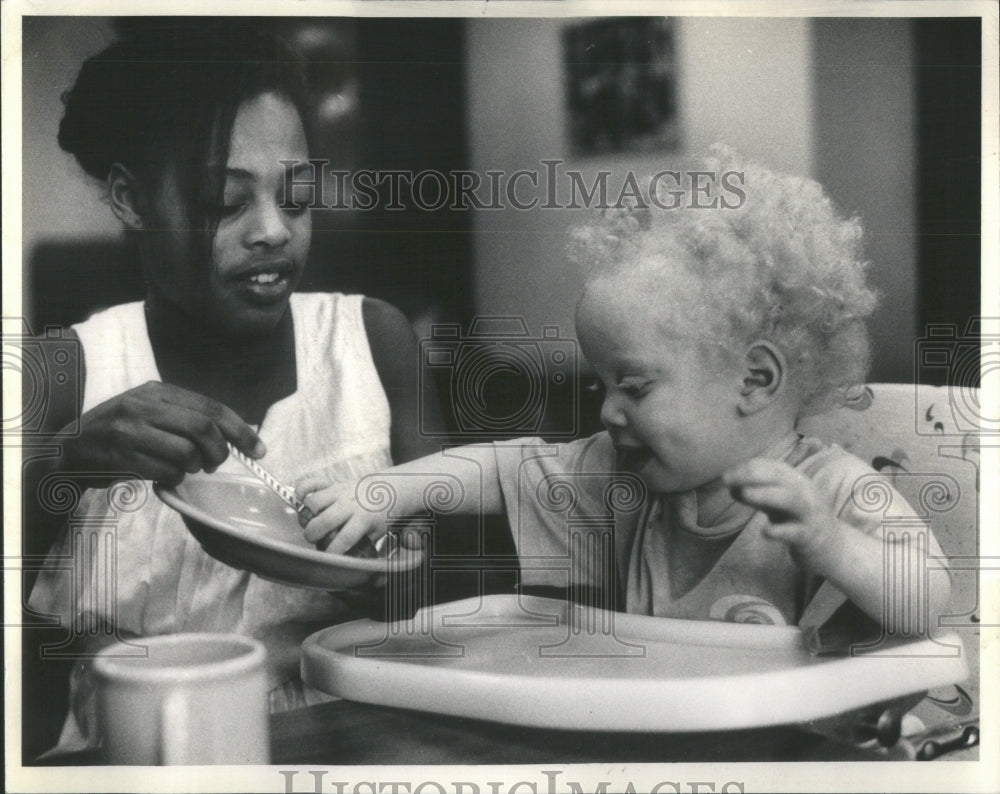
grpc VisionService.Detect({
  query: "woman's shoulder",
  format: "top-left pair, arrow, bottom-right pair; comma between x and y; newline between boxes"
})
72,300 -> 146,334
289,292 -> 406,337
359,297 -> 418,393
360,296 -> 412,338
53,300 -> 146,433
289,292 -> 414,365
289,290 -> 350,316
351,296 -> 416,356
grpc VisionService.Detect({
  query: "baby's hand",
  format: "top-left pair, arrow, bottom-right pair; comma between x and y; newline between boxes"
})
722,458 -> 834,566
296,474 -> 385,555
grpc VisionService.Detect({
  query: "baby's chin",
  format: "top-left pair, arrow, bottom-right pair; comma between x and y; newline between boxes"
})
640,467 -> 726,496
615,445 -> 653,473
614,446 -> 726,495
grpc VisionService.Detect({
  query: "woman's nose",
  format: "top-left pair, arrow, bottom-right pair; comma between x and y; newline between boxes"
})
247,200 -> 292,248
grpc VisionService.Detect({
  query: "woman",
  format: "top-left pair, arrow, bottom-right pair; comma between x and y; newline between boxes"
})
26,21 -> 443,753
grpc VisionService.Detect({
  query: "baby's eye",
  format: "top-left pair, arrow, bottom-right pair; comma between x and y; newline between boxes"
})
618,380 -> 652,399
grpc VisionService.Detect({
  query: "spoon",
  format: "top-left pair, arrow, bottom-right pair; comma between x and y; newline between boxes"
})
226,443 -> 391,559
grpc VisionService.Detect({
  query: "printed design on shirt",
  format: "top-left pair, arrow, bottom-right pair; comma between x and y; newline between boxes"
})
708,594 -> 787,625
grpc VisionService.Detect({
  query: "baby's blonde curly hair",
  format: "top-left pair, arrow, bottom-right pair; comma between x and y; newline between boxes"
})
573,147 -> 879,417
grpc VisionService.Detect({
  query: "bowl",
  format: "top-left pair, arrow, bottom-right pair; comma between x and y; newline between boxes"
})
154,472 -> 423,591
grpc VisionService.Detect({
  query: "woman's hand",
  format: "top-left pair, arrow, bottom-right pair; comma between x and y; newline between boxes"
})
60,381 -> 265,487
722,458 -> 840,569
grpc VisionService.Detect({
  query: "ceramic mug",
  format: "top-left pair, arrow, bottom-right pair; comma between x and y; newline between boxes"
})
92,633 -> 269,765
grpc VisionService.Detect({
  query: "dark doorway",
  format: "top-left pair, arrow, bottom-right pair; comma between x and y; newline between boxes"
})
914,18 -> 982,387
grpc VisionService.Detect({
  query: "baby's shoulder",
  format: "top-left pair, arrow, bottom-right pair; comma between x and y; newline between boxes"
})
793,435 -> 875,476
791,436 -> 888,511
493,431 -> 616,474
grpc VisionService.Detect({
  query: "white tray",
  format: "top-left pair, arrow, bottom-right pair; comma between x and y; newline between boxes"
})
302,594 -> 968,731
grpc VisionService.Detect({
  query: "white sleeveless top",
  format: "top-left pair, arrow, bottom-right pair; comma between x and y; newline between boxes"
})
29,293 -> 393,684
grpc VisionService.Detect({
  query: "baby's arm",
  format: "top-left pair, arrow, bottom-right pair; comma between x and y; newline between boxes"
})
297,445 -> 507,554
723,458 -> 952,636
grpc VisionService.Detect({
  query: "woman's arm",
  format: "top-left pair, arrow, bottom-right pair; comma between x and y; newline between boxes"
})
362,297 -> 445,463
22,327 -> 266,560
22,329 -> 87,563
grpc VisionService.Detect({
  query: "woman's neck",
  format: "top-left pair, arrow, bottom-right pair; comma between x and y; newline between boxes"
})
144,294 -> 298,425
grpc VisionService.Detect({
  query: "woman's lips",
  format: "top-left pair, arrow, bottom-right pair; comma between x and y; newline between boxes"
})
230,263 -> 295,305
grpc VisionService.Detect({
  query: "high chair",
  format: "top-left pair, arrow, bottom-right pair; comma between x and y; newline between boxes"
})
796,383 -> 981,759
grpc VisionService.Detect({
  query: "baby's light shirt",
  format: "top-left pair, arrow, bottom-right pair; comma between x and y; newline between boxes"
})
492,432 -> 946,634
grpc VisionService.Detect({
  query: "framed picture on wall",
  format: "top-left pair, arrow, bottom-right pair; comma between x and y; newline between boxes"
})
562,16 -> 680,156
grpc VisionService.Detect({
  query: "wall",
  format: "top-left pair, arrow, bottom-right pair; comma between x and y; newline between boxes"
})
21,16 -> 919,383
466,17 -> 816,355
466,17 -> 917,384
814,18 -> 916,383
21,18 -> 120,260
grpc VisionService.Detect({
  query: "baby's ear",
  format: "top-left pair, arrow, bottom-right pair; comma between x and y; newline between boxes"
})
738,341 -> 786,415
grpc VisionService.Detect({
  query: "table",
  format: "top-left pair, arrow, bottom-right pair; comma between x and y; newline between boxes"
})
268,698 -> 916,764
35,694 -> 977,766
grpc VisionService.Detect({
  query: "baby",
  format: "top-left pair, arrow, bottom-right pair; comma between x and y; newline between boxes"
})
299,151 -> 951,645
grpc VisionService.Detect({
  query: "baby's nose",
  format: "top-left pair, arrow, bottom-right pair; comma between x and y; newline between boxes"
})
599,394 -> 627,428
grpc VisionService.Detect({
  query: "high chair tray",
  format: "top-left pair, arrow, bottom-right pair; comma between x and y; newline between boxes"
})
301,595 -> 968,732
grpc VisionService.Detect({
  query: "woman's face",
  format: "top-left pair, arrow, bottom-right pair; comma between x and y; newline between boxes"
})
142,91 -> 312,337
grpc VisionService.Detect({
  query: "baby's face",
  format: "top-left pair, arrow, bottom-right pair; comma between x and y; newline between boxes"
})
576,285 -> 746,494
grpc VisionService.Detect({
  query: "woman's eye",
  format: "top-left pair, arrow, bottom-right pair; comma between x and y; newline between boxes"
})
282,198 -> 309,216
209,202 -> 247,219
283,184 -> 314,216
